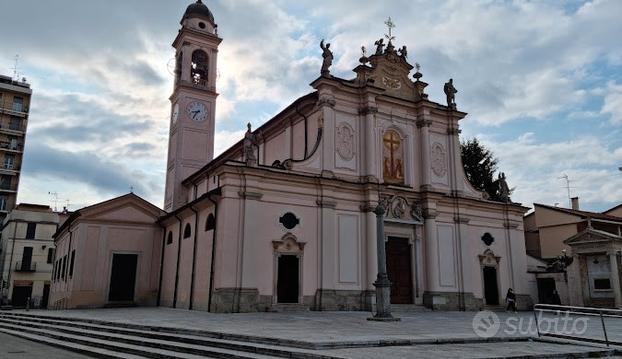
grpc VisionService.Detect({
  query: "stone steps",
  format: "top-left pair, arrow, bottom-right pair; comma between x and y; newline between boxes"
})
0,312 -> 343,359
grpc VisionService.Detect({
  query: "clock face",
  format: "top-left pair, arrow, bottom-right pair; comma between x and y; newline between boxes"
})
187,101 -> 208,122
172,103 -> 179,123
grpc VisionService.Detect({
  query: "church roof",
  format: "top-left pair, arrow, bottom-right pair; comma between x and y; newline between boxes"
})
534,203 -> 622,222
182,91 -> 318,185
182,0 -> 215,24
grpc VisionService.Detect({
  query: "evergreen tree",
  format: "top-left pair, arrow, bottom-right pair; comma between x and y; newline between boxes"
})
460,138 -> 501,201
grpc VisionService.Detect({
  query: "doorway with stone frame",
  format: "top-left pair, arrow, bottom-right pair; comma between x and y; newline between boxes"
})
272,234 -> 305,305
479,249 -> 501,306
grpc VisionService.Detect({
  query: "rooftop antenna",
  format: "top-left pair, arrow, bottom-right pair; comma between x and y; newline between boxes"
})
558,174 -> 573,208
48,191 -> 59,212
64,199 -> 71,211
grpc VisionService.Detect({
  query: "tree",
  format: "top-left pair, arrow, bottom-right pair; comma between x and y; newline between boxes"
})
460,138 -> 502,201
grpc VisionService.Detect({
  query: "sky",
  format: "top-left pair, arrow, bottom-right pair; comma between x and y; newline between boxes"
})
1,0 -> 621,213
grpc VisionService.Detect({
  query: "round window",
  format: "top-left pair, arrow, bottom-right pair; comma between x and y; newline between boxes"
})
198,22 -> 206,29
279,212 -> 299,230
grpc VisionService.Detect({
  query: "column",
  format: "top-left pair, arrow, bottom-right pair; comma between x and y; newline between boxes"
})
368,205 -> 399,321
417,116 -> 432,190
610,253 -> 622,308
366,210 -> 378,288
364,108 -> 378,177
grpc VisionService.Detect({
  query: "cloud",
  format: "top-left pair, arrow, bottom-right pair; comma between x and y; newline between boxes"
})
480,133 -> 622,210
601,81 -> 622,124
22,142 -> 151,196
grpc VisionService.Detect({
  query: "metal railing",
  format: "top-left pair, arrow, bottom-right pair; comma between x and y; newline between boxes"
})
534,304 -> 622,347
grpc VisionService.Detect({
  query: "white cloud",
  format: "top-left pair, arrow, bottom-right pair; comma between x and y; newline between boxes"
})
601,81 -> 622,124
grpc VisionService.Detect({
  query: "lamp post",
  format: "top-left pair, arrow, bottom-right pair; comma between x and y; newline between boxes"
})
368,203 -> 400,321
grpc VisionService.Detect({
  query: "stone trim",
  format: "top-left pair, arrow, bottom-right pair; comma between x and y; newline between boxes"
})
316,199 -> 337,209
238,191 -> 263,200
423,291 -> 482,311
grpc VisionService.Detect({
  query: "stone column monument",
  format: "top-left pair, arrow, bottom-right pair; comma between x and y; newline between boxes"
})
368,204 -> 400,321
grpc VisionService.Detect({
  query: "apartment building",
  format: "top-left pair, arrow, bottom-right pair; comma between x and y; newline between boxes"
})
0,204 -> 68,308
0,75 -> 31,222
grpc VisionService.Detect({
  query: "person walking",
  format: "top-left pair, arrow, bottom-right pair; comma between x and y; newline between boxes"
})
506,288 -> 517,312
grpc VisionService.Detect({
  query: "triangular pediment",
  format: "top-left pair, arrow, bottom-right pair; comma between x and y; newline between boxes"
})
79,194 -> 165,224
564,227 -> 622,245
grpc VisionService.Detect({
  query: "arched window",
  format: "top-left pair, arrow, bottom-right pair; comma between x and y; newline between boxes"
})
183,223 -> 192,239
191,50 -> 208,86
205,213 -> 216,231
383,130 -> 404,184
166,231 -> 173,245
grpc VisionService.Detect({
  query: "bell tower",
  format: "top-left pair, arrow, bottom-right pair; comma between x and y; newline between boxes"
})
164,0 -> 221,211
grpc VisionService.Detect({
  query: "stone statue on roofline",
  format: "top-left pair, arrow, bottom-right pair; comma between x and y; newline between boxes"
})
398,45 -> 407,59
320,39 -> 333,77
244,122 -> 258,166
444,78 -> 458,109
496,172 -> 512,203
374,38 -> 385,55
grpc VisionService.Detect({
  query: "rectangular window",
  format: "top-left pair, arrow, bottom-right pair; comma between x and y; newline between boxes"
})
26,223 -> 36,239
47,248 -> 55,264
52,262 -> 56,281
4,154 -> 14,169
594,278 -> 611,290
21,247 -> 33,270
9,137 -> 18,150
9,117 -> 20,131
12,97 -> 23,112
69,250 -> 75,278
0,195 -> 7,211
0,175 -> 11,190
62,255 -> 67,280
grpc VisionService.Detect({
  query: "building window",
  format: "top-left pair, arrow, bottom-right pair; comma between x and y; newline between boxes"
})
205,214 -> 215,231
4,154 -> 15,170
12,97 -> 23,112
191,50 -> 208,86
0,175 -> 11,190
9,117 -> 21,131
183,223 -> 192,239
166,231 -> 173,245
0,195 -> 7,211
594,278 -> 611,290
26,223 -> 36,239
47,248 -> 55,264
62,255 -> 67,280
383,130 -> 404,184
69,250 -> 75,278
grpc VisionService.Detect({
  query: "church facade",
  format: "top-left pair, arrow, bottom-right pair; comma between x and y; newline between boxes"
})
51,1 -> 534,312
156,1 -> 532,312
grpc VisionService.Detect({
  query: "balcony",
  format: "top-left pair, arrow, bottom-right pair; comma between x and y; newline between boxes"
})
15,261 -> 36,272
0,104 -> 28,117
0,141 -> 23,152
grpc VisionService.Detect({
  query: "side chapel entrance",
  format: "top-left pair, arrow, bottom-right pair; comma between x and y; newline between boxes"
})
108,253 -> 138,302
273,234 -> 304,304
387,237 -> 413,304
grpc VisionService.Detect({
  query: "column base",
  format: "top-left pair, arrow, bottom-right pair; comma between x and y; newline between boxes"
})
367,315 -> 401,322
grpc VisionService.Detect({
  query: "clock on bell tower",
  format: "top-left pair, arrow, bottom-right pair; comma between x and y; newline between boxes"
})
164,0 -> 221,211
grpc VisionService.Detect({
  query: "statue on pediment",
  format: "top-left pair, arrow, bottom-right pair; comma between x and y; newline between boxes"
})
244,122 -> 258,165
398,45 -> 407,59
374,38 -> 385,55
320,39 -> 333,76
444,78 -> 458,109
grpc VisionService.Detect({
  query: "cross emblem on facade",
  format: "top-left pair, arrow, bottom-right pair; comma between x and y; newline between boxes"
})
384,17 -> 396,42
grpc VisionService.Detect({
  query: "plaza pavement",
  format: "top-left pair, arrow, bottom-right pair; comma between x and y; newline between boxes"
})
4,307 -> 621,358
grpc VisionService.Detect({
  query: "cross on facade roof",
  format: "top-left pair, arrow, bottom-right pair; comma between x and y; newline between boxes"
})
384,17 -> 396,42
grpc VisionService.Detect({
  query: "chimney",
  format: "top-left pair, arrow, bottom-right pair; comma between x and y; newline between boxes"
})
571,197 -> 579,210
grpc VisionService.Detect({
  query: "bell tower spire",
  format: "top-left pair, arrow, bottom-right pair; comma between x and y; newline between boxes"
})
164,1 -> 221,211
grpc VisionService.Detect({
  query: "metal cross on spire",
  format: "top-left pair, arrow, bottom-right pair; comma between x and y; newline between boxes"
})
384,17 -> 396,42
